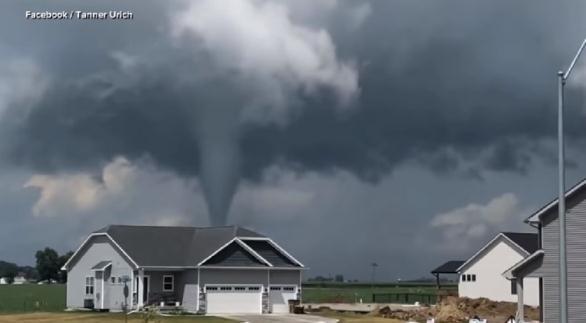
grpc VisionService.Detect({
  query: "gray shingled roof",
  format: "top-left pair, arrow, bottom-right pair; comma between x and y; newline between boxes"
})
431,260 -> 465,274
502,232 -> 539,254
94,225 -> 265,267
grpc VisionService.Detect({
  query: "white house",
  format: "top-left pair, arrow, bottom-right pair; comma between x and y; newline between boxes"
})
61,224 -> 305,314
457,232 -> 540,306
12,276 -> 28,285
0,277 -> 7,285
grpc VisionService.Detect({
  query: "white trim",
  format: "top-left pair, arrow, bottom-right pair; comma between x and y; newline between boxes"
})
235,238 -> 273,267
62,234 -> 94,270
457,233 -> 529,273
61,233 -> 139,270
197,268 -> 200,311
162,274 -> 174,292
502,250 -> 544,279
84,276 -> 95,297
239,237 -> 305,267
266,238 -> 305,267
526,178 -> 586,223
105,233 -> 139,268
197,237 -> 238,266
101,272 -> 105,309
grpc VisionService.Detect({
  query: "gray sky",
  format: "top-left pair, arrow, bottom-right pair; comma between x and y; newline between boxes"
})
2,0 -> 586,281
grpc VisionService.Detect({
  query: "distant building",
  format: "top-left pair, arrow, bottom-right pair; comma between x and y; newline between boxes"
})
0,277 -> 7,285
505,178 -> 586,322
457,232 -> 540,306
12,276 -> 28,285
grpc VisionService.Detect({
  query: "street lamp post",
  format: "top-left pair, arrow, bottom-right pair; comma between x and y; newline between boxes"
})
557,37 -> 586,323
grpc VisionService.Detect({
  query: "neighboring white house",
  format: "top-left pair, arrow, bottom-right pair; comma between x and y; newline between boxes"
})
0,277 -> 7,285
61,225 -> 305,314
457,232 -> 540,306
12,276 -> 28,285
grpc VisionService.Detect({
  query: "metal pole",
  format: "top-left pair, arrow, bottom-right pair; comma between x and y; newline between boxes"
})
558,70 -> 568,323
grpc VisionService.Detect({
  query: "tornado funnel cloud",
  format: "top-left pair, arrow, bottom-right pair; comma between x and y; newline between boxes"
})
197,102 -> 241,226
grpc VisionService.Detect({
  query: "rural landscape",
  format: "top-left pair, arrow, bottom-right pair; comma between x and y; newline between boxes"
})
3,0 -> 586,322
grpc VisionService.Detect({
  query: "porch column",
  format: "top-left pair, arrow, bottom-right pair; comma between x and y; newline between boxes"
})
516,278 -> 524,323
138,268 -> 144,308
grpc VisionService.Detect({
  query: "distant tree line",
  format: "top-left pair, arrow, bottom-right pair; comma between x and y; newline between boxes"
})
307,274 -> 351,282
0,247 -> 73,284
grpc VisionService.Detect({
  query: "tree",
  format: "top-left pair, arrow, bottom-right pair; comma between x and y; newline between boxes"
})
35,248 -> 60,283
0,261 -> 18,283
57,251 -> 74,283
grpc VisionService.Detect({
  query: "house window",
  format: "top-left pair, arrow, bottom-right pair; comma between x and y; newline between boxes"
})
461,275 -> 467,282
85,277 -> 95,296
471,274 -> 476,282
466,274 -> 471,281
284,287 -> 295,291
111,277 -> 117,284
163,275 -> 174,292
511,279 -> 517,295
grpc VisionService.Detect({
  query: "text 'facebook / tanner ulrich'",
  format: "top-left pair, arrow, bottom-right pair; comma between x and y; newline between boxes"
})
25,11 -> 134,20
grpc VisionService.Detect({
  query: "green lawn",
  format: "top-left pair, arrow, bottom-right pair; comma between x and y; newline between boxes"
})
0,313 -> 235,322
0,284 -> 66,313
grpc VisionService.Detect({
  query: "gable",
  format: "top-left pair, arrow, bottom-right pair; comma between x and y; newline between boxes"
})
458,234 -> 528,273
242,240 -> 299,267
202,241 -> 268,267
527,178 -> 586,223
462,239 -> 526,274
64,235 -> 136,271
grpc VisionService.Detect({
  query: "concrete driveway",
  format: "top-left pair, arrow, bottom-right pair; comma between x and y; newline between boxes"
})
220,314 -> 338,323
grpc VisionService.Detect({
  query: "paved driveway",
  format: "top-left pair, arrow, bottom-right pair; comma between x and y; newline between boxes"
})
220,314 -> 338,323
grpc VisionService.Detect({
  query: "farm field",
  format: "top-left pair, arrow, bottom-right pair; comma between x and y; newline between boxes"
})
0,313 -> 235,323
0,284 -> 65,312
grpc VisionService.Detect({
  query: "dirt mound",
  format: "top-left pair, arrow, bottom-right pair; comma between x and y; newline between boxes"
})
373,297 -> 539,323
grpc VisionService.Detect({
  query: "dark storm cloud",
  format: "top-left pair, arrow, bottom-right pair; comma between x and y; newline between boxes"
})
2,0 -> 586,182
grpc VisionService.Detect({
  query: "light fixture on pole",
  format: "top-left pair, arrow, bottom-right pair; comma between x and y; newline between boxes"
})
557,37 -> 586,323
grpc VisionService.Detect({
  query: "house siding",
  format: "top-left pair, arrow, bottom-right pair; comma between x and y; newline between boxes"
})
269,270 -> 301,285
66,235 -> 134,310
459,238 -> 539,306
200,268 -> 268,286
536,189 -> 586,323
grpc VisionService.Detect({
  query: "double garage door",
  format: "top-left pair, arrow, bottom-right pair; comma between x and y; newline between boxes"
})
206,285 -> 262,314
205,285 -> 298,314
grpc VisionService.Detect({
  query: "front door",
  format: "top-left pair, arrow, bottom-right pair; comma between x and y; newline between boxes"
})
142,276 -> 150,304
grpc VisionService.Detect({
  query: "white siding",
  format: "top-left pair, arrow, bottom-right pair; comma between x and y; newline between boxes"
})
459,239 -> 540,306
66,236 -> 134,309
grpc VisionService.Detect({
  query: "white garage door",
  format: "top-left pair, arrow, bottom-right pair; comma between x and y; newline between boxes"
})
269,285 -> 298,313
206,285 -> 262,314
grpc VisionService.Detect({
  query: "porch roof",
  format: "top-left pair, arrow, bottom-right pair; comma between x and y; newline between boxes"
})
91,260 -> 112,271
502,249 -> 544,280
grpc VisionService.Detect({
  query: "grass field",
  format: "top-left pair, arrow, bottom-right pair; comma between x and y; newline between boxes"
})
0,282 -> 456,315
0,313 -> 235,322
301,284 -> 456,304
0,284 -> 65,312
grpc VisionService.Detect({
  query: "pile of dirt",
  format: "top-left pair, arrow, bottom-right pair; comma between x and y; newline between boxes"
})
372,297 -> 540,323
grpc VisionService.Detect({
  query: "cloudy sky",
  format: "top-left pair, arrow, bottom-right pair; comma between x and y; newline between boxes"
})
2,0 -> 586,281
